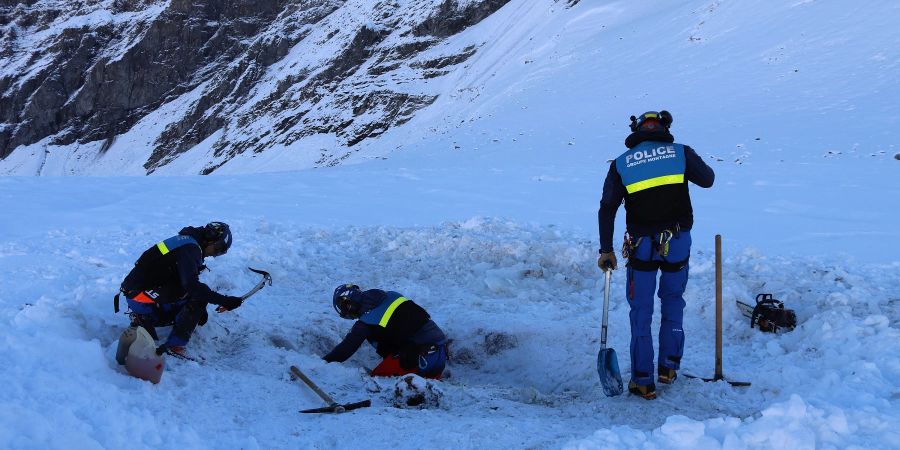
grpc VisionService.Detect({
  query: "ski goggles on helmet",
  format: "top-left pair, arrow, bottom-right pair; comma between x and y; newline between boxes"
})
629,110 -> 673,132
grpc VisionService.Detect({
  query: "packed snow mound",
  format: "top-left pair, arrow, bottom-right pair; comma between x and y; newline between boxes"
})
0,219 -> 897,448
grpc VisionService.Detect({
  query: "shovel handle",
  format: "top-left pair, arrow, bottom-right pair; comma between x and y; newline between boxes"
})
600,269 -> 612,348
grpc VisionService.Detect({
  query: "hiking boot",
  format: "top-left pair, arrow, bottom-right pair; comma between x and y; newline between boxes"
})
628,380 -> 657,400
155,344 -> 186,357
658,367 -> 677,385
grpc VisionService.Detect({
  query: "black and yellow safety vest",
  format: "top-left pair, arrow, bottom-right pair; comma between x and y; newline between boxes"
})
120,235 -> 201,301
615,141 -> 692,230
359,291 -> 430,354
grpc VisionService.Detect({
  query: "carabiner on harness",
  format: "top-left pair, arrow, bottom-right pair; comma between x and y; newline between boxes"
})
622,232 -> 643,260
622,232 -> 632,259
658,230 -> 674,258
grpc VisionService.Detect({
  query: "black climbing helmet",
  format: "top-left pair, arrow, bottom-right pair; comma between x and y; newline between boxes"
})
203,221 -> 232,256
333,283 -> 362,319
629,110 -> 673,132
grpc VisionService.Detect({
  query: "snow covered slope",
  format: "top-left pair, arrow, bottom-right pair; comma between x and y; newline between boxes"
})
0,172 -> 898,449
3,0 -> 898,175
0,0 -> 514,174
0,1 -> 898,449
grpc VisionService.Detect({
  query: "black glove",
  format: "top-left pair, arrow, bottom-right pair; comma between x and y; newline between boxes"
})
216,296 -> 243,312
598,251 -> 617,271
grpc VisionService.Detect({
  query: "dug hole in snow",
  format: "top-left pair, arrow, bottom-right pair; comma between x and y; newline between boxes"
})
2,216 -> 897,448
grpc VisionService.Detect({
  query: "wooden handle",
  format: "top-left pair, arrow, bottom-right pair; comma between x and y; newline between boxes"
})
290,365 -> 337,406
715,234 -> 723,379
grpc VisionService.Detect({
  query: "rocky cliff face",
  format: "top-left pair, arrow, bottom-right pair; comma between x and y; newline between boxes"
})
0,0 -> 513,174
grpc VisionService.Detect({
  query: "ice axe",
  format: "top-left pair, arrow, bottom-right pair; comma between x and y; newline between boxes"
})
216,267 -> 272,312
682,235 -> 751,387
289,366 -> 371,414
597,264 -> 624,396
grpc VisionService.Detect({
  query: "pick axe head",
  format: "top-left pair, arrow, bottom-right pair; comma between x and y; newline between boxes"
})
248,267 -> 273,286
300,400 -> 371,414
216,267 -> 273,312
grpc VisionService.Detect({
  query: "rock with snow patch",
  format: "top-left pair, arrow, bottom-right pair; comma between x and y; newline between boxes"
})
393,374 -> 442,408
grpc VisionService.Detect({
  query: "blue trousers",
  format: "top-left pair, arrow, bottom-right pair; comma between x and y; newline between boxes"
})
626,230 -> 691,386
126,296 -> 198,347
417,343 -> 448,378
371,343 -> 448,379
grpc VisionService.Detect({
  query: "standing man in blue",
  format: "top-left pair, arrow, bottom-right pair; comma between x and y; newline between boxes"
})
597,111 -> 715,400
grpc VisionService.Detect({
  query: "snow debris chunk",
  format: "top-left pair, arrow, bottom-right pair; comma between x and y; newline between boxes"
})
393,374 -> 443,408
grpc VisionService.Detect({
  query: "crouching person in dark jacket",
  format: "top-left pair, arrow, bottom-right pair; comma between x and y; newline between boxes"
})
118,221 -> 243,358
324,284 -> 449,379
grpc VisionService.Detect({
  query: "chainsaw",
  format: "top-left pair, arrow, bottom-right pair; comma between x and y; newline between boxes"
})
736,293 -> 797,333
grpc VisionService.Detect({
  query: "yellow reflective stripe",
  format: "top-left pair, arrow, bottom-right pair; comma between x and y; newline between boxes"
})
625,174 -> 685,194
379,297 -> 408,327
156,241 -> 170,255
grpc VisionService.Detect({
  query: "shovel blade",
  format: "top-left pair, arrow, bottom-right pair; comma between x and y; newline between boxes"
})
597,348 -> 623,397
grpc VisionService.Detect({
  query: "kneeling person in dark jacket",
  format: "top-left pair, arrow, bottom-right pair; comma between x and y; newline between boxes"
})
324,284 -> 448,379
119,222 -> 243,357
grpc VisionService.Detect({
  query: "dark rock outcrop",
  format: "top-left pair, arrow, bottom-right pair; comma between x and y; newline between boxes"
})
0,0 -> 513,174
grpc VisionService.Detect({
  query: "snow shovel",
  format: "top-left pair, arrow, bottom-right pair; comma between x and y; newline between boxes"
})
216,267 -> 272,312
289,365 -> 371,414
597,266 -> 624,396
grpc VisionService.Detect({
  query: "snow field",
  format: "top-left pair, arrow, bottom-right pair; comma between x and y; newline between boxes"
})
1,217 -> 897,449
1,0 -> 899,448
